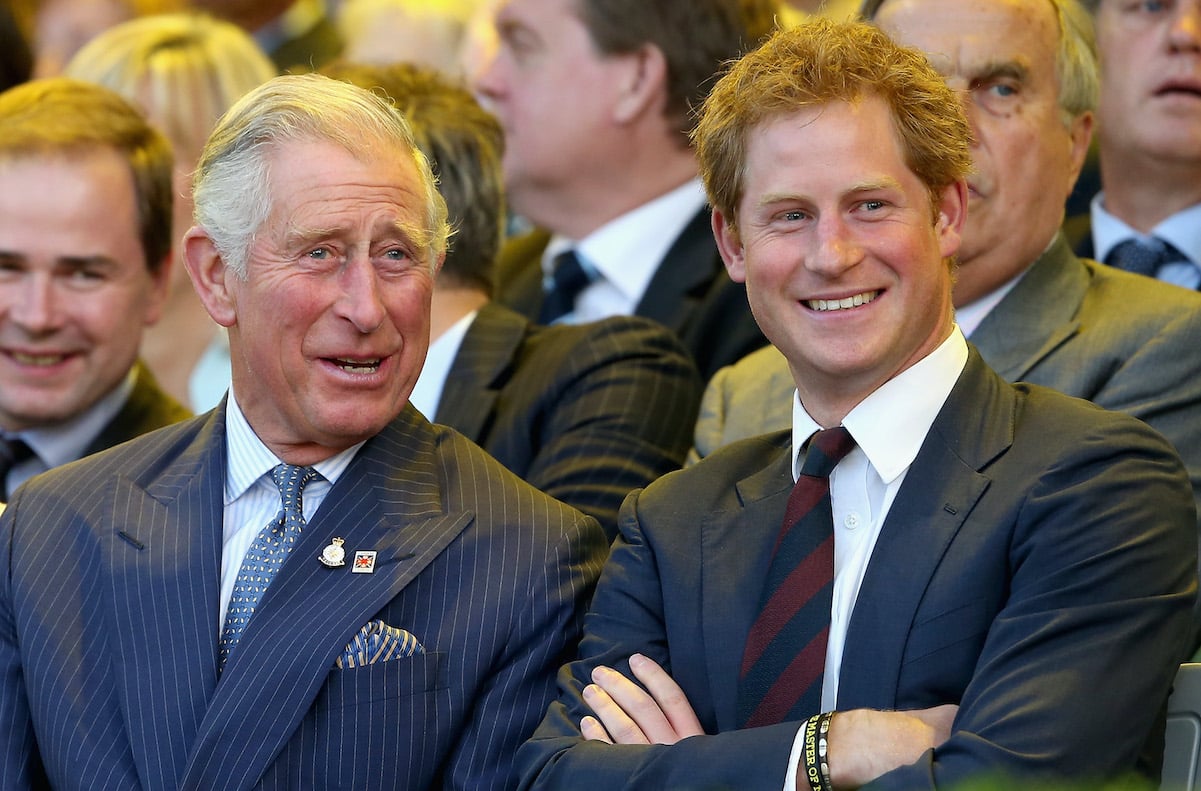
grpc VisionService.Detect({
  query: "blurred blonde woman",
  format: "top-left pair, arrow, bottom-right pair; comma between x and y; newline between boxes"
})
66,12 -> 276,411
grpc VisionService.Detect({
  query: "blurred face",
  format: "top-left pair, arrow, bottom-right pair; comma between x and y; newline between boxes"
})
877,0 -> 1092,304
470,0 -> 636,218
714,98 -> 965,421
0,150 -> 168,431
202,139 -> 438,462
1096,0 -> 1201,167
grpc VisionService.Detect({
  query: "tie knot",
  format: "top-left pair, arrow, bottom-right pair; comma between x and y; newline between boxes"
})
0,436 -> 34,468
1106,237 -> 1185,278
799,427 -> 856,479
271,464 -> 319,514
539,249 -> 595,324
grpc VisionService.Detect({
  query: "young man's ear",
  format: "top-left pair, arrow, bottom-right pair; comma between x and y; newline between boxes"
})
935,180 -> 969,261
712,208 -> 747,283
182,226 -> 237,328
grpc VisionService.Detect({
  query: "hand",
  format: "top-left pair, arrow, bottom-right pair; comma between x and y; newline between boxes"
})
579,653 -> 705,745
824,705 -> 958,790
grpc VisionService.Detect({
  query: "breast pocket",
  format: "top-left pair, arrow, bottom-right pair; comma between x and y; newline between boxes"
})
900,599 -> 990,701
320,650 -> 448,711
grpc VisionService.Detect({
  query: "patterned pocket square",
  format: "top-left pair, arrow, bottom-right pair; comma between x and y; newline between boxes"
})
335,620 -> 424,669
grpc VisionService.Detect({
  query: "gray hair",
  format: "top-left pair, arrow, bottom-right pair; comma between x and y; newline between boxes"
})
192,72 -> 450,277
861,0 -> 1098,124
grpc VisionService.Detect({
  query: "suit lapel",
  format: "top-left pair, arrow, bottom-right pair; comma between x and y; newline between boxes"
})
635,207 -> 722,332
701,437 -> 794,731
180,407 -> 473,791
434,303 -> 528,441
106,409 -> 226,789
970,235 -> 1088,381
837,352 -> 1014,711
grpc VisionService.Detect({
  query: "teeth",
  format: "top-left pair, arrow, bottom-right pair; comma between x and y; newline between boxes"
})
12,352 -> 67,366
333,358 -> 381,374
806,291 -> 879,312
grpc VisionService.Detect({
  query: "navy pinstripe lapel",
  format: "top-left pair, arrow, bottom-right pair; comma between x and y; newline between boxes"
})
837,352 -> 1013,711
180,406 -> 475,791
107,409 -> 226,789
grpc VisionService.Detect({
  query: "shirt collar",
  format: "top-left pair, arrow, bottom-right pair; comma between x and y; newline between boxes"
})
223,389 -> 363,505
792,326 -> 968,483
544,178 -> 708,304
1091,193 -> 1201,269
16,368 -> 135,469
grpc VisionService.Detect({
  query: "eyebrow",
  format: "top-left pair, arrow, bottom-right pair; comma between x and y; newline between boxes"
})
966,59 -> 1030,87
755,178 -> 903,209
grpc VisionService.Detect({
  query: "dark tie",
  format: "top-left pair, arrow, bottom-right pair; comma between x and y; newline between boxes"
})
1106,237 -> 1186,278
738,427 -> 857,727
0,436 -> 34,504
218,464 -> 319,669
538,249 -> 593,325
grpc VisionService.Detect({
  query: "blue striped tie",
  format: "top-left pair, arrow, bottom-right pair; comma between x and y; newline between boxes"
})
219,464 -> 319,669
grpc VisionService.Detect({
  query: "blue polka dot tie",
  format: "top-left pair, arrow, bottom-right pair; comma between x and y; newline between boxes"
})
219,464 -> 319,670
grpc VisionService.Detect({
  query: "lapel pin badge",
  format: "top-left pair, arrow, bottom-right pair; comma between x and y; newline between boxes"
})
319,537 -> 346,568
352,550 -> 377,574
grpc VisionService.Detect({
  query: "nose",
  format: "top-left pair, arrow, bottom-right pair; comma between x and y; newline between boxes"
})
7,273 -> 62,335
336,256 -> 387,334
470,41 -> 507,106
807,215 -> 864,278
1168,2 -> 1201,51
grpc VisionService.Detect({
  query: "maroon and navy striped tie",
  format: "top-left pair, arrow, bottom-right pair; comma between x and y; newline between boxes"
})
738,426 -> 857,727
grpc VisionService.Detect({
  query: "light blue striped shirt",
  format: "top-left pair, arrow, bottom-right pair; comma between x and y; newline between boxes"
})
219,391 -> 364,630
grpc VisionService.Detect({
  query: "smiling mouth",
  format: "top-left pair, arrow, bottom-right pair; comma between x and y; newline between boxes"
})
805,291 -> 880,312
9,351 -> 71,366
330,357 -> 382,374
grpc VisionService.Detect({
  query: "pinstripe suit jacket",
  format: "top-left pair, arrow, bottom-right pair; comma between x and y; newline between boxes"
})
0,403 -> 607,790
495,208 -> 768,381
434,303 -> 702,540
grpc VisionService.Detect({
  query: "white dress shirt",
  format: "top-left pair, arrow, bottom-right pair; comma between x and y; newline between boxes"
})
3,369 -> 134,494
782,327 -> 969,791
541,178 -> 708,323
218,391 -> 363,630
1090,195 -> 1201,290
409,309 -> 477,420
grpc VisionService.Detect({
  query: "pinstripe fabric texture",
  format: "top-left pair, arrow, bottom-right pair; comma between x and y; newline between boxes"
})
0,402 -> 607,790
435,303 -> 701,541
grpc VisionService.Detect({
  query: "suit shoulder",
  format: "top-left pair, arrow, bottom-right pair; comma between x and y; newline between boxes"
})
1082,258 -> 1201,313
428,420 -> 602,531
636,430 -> 789,514
1011,379 -> 1182,456
15,413 -> 212,504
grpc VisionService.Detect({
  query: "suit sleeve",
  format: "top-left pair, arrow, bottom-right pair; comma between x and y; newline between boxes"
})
516,489 -> 803,791
0,498 -> 47,790
447,510 -> 608,791
1076,305 -> 1201,648
522,319 -> 702,541
865,415 -> 1197,789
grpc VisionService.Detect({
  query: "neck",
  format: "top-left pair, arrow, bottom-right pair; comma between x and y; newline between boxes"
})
429,285 -> 489,342
1098,147 -> 1201,232
515,138 -> 699,240
140,282 -> 221,406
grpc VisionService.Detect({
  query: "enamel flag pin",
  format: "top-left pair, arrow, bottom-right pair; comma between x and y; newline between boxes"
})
319,537 -> 346,568
352,551 -> 377,574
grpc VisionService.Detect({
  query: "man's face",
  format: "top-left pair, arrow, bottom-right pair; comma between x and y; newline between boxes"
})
471,0 -> 637,218
714,98 -> 965,413
0,151 -> 167,431
1096,0 -> 1201,168
876,0 -> 1092,304
209,138 -> 438,460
